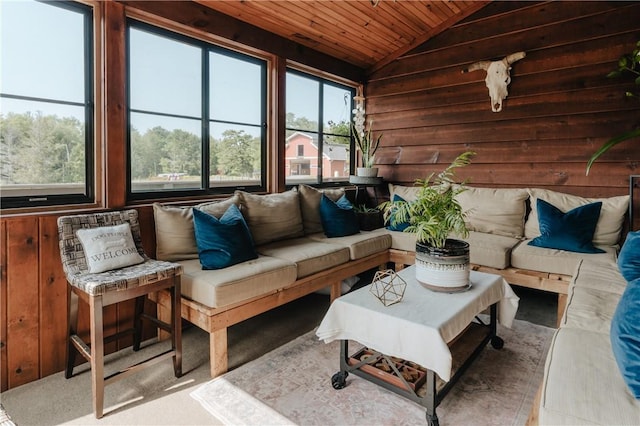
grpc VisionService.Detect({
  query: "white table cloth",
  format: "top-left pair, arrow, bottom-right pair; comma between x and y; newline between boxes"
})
316,266 -> 519,381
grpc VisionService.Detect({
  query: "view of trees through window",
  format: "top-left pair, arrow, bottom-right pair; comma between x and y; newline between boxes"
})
0,0 -> 93,208
285,71 -> 354,186
128,23 -> 266,196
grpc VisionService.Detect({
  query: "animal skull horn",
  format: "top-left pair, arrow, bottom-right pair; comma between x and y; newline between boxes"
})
463,51 -> 526,112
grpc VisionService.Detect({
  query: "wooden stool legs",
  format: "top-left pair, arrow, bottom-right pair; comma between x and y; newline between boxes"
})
64,276 -> 182,419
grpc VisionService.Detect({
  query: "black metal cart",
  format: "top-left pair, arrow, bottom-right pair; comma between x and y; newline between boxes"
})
331,303 -> 504,426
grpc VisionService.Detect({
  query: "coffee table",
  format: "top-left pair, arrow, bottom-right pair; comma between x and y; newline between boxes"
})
316,265 -> 519,425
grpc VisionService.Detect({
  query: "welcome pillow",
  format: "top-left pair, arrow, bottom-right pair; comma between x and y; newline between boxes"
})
193,205 -> 258,270
76,223 -> 145,273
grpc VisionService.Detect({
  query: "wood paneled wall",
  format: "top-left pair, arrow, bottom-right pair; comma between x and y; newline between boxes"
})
368,1 -> 640,199
2,0 -> 639,392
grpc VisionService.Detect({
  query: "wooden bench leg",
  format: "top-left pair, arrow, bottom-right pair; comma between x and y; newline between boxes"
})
156,293 -> 172,342
330,281 -> 341,302
556,293 -> 568,327
171,277 -> 182,377
210,328 -> 228,378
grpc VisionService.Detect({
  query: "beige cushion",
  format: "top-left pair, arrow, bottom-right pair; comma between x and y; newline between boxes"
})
540,328 -> 638,425
561,286 -> 622,333
308,228 -> 391,260
178,256 -> 297,309
257,238 -> 350,278
461,231 -> 520,270
75,223 -> 144,273
236,190 -> 304,245
153,203 -> 198,261
455,186 -> 528,238
197,194 -> 241,216
384,230 -> 519,270
297,184 -> 345,234
524,188 -> 629,246
153,195 -> 241,261
388,183 -> 421,202
571,258 -> 626,295
511,240 -> 617,275
386,229 -> 417,252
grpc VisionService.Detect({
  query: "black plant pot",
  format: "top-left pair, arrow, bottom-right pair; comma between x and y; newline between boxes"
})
357,211 -> 383,231
415,239 -> 470,292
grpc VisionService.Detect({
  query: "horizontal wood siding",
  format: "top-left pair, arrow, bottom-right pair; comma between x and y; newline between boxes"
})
2,0 -> 639,392
367,1 -> 640,199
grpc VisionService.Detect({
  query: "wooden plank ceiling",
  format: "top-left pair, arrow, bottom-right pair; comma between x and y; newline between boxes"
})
194,0 -> 490,73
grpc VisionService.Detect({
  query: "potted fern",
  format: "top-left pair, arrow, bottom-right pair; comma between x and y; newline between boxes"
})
381,151 -> 475,291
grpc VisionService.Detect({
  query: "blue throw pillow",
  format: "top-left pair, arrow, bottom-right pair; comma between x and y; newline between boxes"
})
610,277 -> 640,399
618,231 -> 640,282
386,194 -> 410,232
528,199 -> 605,254
319,194 -> 360,238
192,205 -> 258,270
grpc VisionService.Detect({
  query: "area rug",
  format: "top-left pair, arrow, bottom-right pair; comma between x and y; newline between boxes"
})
191,320 -> 554,426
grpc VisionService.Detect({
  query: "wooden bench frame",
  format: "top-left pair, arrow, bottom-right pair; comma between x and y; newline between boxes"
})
154,246 -> 571,379
388,248 -> 571,326
155,250 -> 390,378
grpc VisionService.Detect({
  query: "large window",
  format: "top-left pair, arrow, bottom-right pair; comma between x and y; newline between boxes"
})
127,21 -> 267,199
285,70 -> 355,186
0,0 -> 94,209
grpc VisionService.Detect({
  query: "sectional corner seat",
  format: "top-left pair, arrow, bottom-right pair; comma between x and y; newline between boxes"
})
151,185 -> 392,377
532,256 -> 640,424
151,182 -> 629,385
385,184 -> 629,325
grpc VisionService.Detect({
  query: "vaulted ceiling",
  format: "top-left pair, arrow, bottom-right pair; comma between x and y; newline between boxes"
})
194,0 -> 490,73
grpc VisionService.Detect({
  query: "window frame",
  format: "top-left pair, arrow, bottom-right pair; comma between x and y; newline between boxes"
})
0,0 -> 95,210
285,68 -> 356,188
125,20 -> 268,202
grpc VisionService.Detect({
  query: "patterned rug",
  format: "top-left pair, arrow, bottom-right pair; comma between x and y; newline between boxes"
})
191,319 -> 554,425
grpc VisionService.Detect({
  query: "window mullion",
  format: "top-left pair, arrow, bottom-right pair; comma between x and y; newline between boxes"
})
203,48 -> 210,190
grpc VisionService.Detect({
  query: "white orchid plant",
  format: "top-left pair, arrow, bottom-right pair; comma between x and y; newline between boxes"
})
352,101 -> 382,168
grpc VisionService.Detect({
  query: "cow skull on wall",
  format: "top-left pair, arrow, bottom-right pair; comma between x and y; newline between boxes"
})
463,52 -> 526,112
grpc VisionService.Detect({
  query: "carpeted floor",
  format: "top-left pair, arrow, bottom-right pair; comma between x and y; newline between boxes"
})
192,319 -> 554,426
0,283 -> 557,425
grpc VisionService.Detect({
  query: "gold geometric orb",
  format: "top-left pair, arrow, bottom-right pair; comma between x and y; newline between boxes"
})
369,269 -> 407,307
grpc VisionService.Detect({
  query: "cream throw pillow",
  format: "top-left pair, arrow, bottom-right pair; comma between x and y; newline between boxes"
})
153,203 -> 198,261
388,183 -> 421,202
524,188 -> 629,246
298,184 -> 345,234
236,190 -> 304,245
153,195 -> 241,261
455,186 -> 529,238
76,223 -> 144,273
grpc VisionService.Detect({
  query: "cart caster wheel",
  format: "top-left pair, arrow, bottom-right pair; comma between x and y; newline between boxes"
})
491,336 -> 504,349
426,413 -> 439,426
331,371 -> 348,389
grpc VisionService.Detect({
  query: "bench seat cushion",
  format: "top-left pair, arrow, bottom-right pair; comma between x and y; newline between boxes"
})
571,258 -> 627,295
308,228 -> 391,260
562,286 -> 622,333
385,230 -> 519,270
257,238 -> 350,279
462,231 -> 520,269
510,240 -> 617,275
540,328 -> 639,425
178,255 -> 297,309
